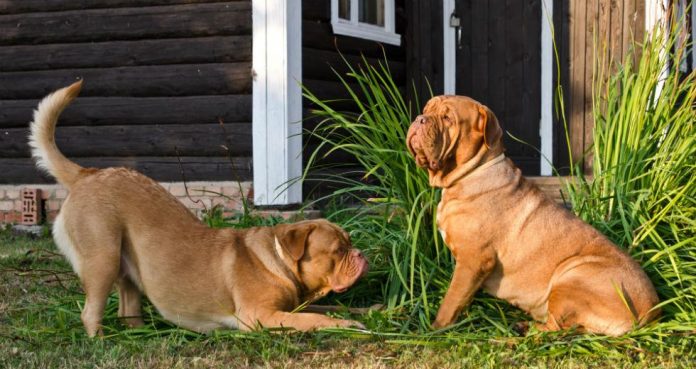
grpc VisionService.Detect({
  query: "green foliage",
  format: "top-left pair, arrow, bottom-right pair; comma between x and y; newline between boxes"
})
301,16 -> 696,358
302,55 -> 453,329
566,21 -> 696,323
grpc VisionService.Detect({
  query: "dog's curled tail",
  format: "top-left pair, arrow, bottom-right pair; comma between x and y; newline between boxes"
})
28,80 -> 85,188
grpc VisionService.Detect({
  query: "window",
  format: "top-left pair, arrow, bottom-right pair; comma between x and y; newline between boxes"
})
331,0 -> 401,45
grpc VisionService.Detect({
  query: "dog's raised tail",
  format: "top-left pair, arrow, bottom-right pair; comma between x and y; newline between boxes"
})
28,80 -> 85,188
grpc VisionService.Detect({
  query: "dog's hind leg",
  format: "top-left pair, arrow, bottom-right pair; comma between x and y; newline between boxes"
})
117,276 -> 144,328
71,228 -> 122,337
544,277 -> 635,336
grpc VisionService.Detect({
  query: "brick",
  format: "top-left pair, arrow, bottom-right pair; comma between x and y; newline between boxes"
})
0,201 -> 13,211
204,185 -> 222,195
179,197 -> 210,210
0,189 -> 5,199
40,188 -> 53,200
221,185 -> 242,197
13,200 -> 24,212
6,189 -> 19,200
46,200 -> 62,211
169,184 -> 187,197
55,189 -> 69,199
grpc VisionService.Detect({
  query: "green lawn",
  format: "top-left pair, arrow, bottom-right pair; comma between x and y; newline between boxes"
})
1,227 -> 694,369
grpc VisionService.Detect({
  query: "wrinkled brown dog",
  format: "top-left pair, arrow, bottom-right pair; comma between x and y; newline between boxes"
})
406,95 -> 659,336
29,81 -> 368,337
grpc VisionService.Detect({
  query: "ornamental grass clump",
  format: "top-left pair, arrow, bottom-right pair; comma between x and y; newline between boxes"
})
566,20 -> 696,325
302,15 -> 695,351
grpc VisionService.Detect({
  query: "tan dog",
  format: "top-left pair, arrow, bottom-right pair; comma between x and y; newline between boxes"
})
29,81 -> 368,337
406,95 -> 659,336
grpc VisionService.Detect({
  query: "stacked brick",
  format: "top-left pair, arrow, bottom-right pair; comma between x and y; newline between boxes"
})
0,181 -> 252,225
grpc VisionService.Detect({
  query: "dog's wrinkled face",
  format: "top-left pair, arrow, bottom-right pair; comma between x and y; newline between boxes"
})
274,220 -> 368,301
406,96 -> 502,183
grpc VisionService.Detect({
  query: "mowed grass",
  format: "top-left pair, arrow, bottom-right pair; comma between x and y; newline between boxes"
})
1,225 -> 694,369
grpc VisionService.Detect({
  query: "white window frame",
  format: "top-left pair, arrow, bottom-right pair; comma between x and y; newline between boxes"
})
331,0 -> 401,46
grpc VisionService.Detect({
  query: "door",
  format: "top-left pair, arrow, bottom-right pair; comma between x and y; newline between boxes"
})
453,0 -> 542,175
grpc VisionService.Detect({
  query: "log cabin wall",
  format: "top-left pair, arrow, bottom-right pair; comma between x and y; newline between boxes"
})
0,0 -> 253,183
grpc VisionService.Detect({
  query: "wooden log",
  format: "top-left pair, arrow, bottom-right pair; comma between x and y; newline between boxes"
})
0,62 -> 252,99
0,1 -> 237,15
0,156 -> 252,183
0,36 -> 251,72
0,95 -> 251,128
302,48 -> 406,83
0,2 -> 251,45
302,0 -> 330,21
0,123 -> 252,157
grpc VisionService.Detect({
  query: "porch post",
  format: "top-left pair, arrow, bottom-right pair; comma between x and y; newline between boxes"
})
540,0 -> 554,175
252,0 -> 303,206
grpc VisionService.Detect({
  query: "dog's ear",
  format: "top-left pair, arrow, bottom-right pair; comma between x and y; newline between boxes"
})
274,223 -> 316,261
476,105 -> 502,149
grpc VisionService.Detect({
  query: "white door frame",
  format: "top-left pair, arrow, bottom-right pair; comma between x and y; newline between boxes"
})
442,0 -> 555,175
252,0 -> 303,206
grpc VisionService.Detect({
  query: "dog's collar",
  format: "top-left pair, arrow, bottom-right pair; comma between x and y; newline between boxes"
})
432,153 -> 506,188
273,236 -> 306,297
472,153 -> 506,173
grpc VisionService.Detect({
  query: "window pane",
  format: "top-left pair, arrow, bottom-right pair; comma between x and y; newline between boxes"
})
338,0 -> 350,20
359,0 -> 384,27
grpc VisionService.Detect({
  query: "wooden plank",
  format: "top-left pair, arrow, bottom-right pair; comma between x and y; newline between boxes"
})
0,2 -> 251,45
0,36 -> 251,72
584,0 -> 600,174
455,0 -> 473,95
610,0 -> 625,62
302,48 -> 406,83
0,0 -> 237,15
0,62 -> 251,99
470,0 -> 489,103
522,0 -> 542,173
302,0 -> 330,21
553,0 -> 572,173
302,20 -> 404,59
569,0 -> 587,167
0,123 -> 252,157
0,95 -> 251,128
488,0 -> 506,123
504,0 -> 537,170
0,156 -> 253,183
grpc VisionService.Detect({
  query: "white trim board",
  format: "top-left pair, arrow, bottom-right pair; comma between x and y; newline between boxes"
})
442,0 -> 456,95
540,0 -> 554,175
252,0 -> 303,206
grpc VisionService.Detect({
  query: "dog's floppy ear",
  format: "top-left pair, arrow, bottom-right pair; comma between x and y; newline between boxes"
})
274,223 -> 316,261
476,105 -> 502,149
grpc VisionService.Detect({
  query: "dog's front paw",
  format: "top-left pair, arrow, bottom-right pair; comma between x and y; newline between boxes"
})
431,317 -> 454,330
335,319 -> 366,329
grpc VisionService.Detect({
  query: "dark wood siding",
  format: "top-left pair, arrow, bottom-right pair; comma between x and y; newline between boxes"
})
454,0 -> 542,175
301,0 -> 408,197
0,1 -> 252,183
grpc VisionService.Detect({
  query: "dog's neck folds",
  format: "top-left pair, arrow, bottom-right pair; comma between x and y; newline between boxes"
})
430,152 -> 506,188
